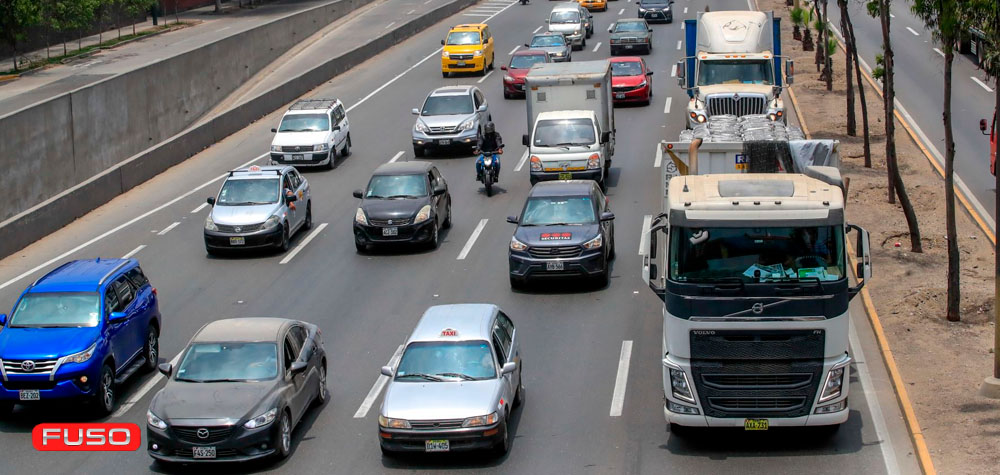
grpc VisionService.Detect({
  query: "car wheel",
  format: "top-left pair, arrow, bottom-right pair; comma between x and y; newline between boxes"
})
343,133 -> 352,157
594,266 -> 610,288
205,246 -> 218,257
304,203 -> 313,230
608,235 -> 617,260
355,239 -> 368,253
479,65 -> 487,76
95,364 -> 115,416
427,220 -> 440,250
143,326 -> 159,372
314,365 -> 329,406
504,91 -> 512,100
413,145 -> 424,157
509,275 -> 526,290
380,444 -> 397,458
442,200 -> 452,229
0,401 -> 14,417
492,420 -> 510,457
274,410 -> 292,460
581,37 -> 586,48
278,225 -> 291,253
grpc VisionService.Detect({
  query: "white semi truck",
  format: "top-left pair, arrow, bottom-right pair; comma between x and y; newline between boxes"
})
677,11 -> 794,128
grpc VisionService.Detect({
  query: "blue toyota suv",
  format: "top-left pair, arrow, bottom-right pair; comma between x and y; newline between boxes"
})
0,258 -> 161,416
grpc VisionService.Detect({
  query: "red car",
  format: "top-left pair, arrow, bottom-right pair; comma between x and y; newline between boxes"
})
501,49 -> 550,99
610,57 -> 653,106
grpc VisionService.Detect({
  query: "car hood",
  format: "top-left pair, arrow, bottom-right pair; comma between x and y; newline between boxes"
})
0,326 -> 100,360
271,131 -> 329,147
211,204 -> 279,226
698,84 -> 774,96
548,23 -> 582,34
612,75 -> 646,87
418,114 -> 475,128
515,223 -> 600,247
362,197 -> 430,221
151,380 -> 279,424
382,380 -> 500,420
506,68 -> 531,80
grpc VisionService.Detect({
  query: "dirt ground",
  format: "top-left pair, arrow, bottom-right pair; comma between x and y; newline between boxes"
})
760,1 -> 999,473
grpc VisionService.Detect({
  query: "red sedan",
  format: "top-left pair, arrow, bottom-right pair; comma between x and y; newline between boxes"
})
610,57 -> 653,106
501,49 -> 550,99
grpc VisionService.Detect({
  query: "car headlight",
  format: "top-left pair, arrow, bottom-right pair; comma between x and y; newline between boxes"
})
204,215 -> 218,231
638,80 -> 648,88
414,119 -> 430,133
582,234 -> 603,249
819,365 -> 846,402
510,236 -> 528,251
639,7 -> 647,12
414,205 -> 432,224
457,117 -> 476,131
529,156 -> 542,172
669,368 -> 696,403
574,29 -> 581,35
504,75 -> 515,83
442,50 -> 450,58
313,143 -> 329,152
553,51 -> 564,57
270,144 -> 281,152
64,342 -> 97,364
264,215 -> 281,229
147,410 -> 168,430
473,49 -> 483,57
355,207 -> 368,225
462,412 -> 499,428
378,415 -> 411,429
243,407 -> 277,429
586,153 -> 601,170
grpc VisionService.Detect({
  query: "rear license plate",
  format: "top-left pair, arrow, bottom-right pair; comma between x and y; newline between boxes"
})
546,261 -> 564,271
192,446 -> 217,459
625,45 -> 633,49
291,154 -> 304,160
19,390 -> 39,401
229,236 -> 245,246
438,139 -> 451,145
456,61 -> 467,66
425,440 -> 449,452
558,172 -> 573,180
744,419 -> 769,431
382,227 -> 398,236
615,93 -> 626,99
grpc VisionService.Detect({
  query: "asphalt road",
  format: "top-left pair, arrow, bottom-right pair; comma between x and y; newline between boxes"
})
0,0 -> 919,473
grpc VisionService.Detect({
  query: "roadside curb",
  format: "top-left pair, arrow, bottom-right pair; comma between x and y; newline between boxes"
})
0,74 -> 18,83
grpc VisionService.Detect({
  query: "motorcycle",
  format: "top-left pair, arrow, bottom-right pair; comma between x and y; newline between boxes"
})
476,149 -> 502,197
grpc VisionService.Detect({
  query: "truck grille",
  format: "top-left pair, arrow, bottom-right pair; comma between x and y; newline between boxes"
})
706,93 -> 767,117
708,397 -> 807,412
368,217 -> 413,226
173,426 -> 235,445
2,358 -> 59,376
409,419 -> 465,430
215,223 -> 265,234
528,245 -> 582,258
281,145 -> 313,153
702,373 -> 812,390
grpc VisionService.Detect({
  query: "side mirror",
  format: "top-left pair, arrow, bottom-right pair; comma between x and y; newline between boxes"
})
290,361 -> 308,375
600,212 -> 615,222
109,311 -> 127,322
0,314 -> 6,326
333,126 -> 341,132
433,186 -> 447,196
441,39 -> 445,45
855,226 -> 872,281
608,26 -> 614,33
353,189 -> 364,199
600,131 -> 611,144
785,59 -> 795,85
506,215 -> 519,224
522,134 -> 530,146
676,60 -> 685,80
647,71 -> 654,76
544,19 -> 549,23
158,363 -> 172,377
649,28 -> 653,32
285,194 -> 298,203
207,197 -> 216,206
524,43 -> 530,47
501,362 -> 517,375
500,65 -> 507,71
411,108 -> 420,115
981,118 -> 989,134
380,365 -> 394,377
271,128 -> 277,133
477,104 -> 488,113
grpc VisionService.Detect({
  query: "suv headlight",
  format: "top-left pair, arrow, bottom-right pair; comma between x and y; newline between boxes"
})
378,415 -> 411,429
510,236 -> 528,251
473,49 -> 483,57
669,368 -> 696,403
355,207 -> 368,225
582,234 -> 603,249
313,143 -> 329,152
414,119 -> 430,133
204,215 -> 219,231
64,342 -> 97,364
462,412 -> 499,428
270,144 -> 281,152
244,408 -> 277,429
819,365 -> 847,402
414,205 -> 432,224
147,410 -> 168,430
457,117 -> 476,132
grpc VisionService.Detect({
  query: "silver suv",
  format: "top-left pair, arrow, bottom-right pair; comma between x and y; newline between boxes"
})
269,99 -> 351,169
412,86 -> 490,157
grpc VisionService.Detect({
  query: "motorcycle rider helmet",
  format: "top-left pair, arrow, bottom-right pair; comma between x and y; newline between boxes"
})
484,122 -> 495,135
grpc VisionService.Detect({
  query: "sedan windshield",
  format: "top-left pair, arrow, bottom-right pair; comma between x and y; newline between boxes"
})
669,226 -> 845,282
277,114 -> 329,132
642,0 -> 670,4
614,22 -> 648,32
550,11 -> 581,23
532,118 -> 596,147
421,95 -> 473,116
366,174 -> 428,199
395,341 -> 496,381
510,55 -> 547,69
176,342 -> 278,382
9,292 -> 100,328
521,196 -> 596,226
531,35 -> 566,47
217,179 -> 279,206
611,61 -> 643,76
446,31 -> 481,45
698,60 -> 774,86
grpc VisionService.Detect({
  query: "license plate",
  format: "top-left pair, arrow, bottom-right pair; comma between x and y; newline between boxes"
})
438,139 -> 451,145
457,61 -> 467,66
382,227 -> 398,236
625,45 -> 633,49
291,154 -> 304,160
515,84 -> 524,90
546,261 -> 564,271
744,419 -> 769,431
19,390 -> 39,401
558,172 -> 573,180
425,440 -> 449,452
192,446 -> 216,459
615,93 -> 626,99
229,236 -> 245,246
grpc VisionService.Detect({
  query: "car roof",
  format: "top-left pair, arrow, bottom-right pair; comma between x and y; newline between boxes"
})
372,161 -> 433,175
31,258 -> 135,293
429,85 -> 474,96
227,165 -> 290,180
449,23 -> 486,32
617,18 -> 648,24
193,317 -> 294,343
551,3 -> 583,11
528,180 -> 595,197
407,304 -> 498,343
610,56 -> 643,63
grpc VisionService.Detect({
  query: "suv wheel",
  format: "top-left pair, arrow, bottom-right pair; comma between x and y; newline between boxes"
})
96,364 -> 115,415
143,326 -> 159,372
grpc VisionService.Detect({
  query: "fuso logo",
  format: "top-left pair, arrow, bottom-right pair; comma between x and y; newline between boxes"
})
32,423 -> 141,451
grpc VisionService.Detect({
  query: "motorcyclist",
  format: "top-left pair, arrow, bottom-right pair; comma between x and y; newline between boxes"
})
475,122 -> 504,182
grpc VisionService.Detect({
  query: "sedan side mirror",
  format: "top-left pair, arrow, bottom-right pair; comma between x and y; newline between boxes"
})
207,197 -> 216,206
501,362 -> 517,375
981,118 -> 989,134
0,314 -> 6,326
411,108 -> 420,115
433,186 -> 447,196
333,126 -> 341,132
271,128 -> 277,133
290,361 -> 308,375
500,65 -> 507,71
522,134 -> 530,146
380,365 -> 394,377
285,194 -> 298,203
353,189 -> 364,199
158,363 -> 172,377
109,311 -> 127,322
506,215 -> 519,224
524,43 -> 530,47
608,26 -> 614,33
600,212 -> 616,222
647,71 -> 654,76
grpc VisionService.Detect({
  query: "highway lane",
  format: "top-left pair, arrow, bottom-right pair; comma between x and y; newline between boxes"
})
0,0 -> 912,473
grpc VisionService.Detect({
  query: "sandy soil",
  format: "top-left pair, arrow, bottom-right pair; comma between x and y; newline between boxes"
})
760,1 -> 999,473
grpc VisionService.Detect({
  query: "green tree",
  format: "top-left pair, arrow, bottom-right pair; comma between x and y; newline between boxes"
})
121,0 -> 155,36
49,0 -> 101,54
0,0 -> 42,71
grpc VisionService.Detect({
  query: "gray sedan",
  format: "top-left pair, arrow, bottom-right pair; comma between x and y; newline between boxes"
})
609,19 -> 653,55
525,32 -> 572,62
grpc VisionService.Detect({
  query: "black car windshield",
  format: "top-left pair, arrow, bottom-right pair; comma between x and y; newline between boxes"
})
395,341 -> 496,381
446,31 -> 481,45
277,114 -> 329,132
533,118 -> 596,147
669,226 -> 846,282
531,35 -> 566,47
611,61 -> 643,76
698,59 -> 774,86
217,178 -> 279,205
510,55 -> 547,69
521,196 -> 596,225
421,95 -> 473,116
614,22 -> 648,32
366,174 -> 428,198
176,342 -> 278,382
550,11 -> 581,23
9,292 -> 100,328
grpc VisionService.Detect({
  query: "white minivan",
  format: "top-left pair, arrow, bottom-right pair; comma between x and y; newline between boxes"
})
269,98 -> 351,169
547,3 -> 593,50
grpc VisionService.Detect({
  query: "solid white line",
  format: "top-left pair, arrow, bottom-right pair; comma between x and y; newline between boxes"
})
157,222 -> 180,236
972,76 -> 994,92
477,70 -> 494,83
533,25 -> 543,34
933,47 -> 944,57
457,219 -> 488,260
515,149 -> 530,172
680,22 -> 684,30
407,8 -> 416,14
592,42 -> 602,53
424,0 -> 432,4
638,215 -> 652,254
748,0 -> 756,10
850,320 -> 902,475
609,340 -> 633,417
121,245 -> 146,259
618,8 -> 625,15
906,26 -> 919,36
889,13 -> 895,18
112,353 -> 182,418
385,21 -> 396,29
670,64 -> 677,77
190,202 -> 209,214
463,13 -> 492,17
388,151 -> 405,163
354,345 -> 405,418
676,40 -> 682,50
279,223 -> 328,265
509,45 -> 520,55
663,97 -> 672,114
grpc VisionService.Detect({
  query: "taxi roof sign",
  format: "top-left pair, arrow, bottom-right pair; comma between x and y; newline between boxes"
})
440,328 -> 458,337
248,165 -> 262,172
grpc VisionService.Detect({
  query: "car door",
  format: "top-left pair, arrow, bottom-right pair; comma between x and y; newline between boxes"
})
282,173 -> 300,230
490,319 -> 514,410
124,267 -> 154,350
497,311 -> 520,392
290,169 -> 308,210
334,103 -> 349,150
482,27 -> 494,63
102,287 -> 126,370
282,331 -> 308,422
288,325 -> 314,422
594,185 -> 613,248
110,277 -> 141,368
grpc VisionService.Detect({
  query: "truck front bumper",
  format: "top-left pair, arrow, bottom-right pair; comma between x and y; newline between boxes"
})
664,400 -> 849,427
529,168 -> 603,184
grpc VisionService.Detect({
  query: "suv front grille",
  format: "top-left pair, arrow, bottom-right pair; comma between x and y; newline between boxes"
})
528,245 -> 582,258
281,145 -> 314,153
428,126 -> 458,135
2,358 -> 59,376
369,218 -> 413,226
215,223 -> 265,234
173,426 -> 235,445
706,94 -> 767,117
409,419 -> 464,430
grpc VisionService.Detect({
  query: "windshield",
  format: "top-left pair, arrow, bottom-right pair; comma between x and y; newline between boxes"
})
698,60 -> 774,86
9,292 -> 100,328
643,0 -> 670,4
217,178 -> 279,206
611,61 -> 644,76
521,196 -> 596,226
532,118 -> 596,147
510,54 -> 547,69
614,22 -> 648,33
531,35 -> 565,47
366,174 -> 428,199
395,341 -> 496,381
446,31 -> 481,45
550,11 -> 581,23
421,95 -> 473,116
176,342 -> 278,382
277,114 -> 329,132
669,226 -> 845,282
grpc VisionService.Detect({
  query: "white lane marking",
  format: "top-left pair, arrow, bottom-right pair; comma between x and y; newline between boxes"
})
121,245 -> 146,259
618,8 -> 625,15
407,8 -> 416,14
972,76 -> 994,92
190,202 -> 209,214
0,152 -> 266,293
663,97 -> 672,114
424,0 -> 432,4
157,222 -> 180,236
676,40 -> 682,50
354,345 -> 405,418
889,12 -> 895,18
653,142 -> 663,168
515,149 -> 530,172
477,70 -> 494,83
280,223 -> 328,265
509,45 -> 520,55
610,340 -> 633,417
933,47 -> 944,57
850,320 -> 902,475
680,22 -> 684,30
638,215 -> 652,254
533,25 -> 543,34
388,151 -> 405,163
683,6 -> 688,13
592,42 -> 602,52
112,353 -> 182,418
457,219 -> 488,260
385,21 -> 396,29
463,13 -> 492,17
906,26 -> 919,36
670,64 -> 677,77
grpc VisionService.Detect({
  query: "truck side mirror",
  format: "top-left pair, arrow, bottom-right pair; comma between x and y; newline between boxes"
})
600,131 -> 611,144
846,224 -> 872,299
981,118 -> 989,134
522,134 -> 530,146
676,60 -> 685,80
785,59 -> 795,85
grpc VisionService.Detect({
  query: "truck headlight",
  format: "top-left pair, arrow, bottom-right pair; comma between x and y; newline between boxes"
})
64,342 -> 97,364
243,408 -> 277,429
378,415 -> 411,429
147,410 -> 168,430
457,117 -> 475,131
767,109 -> 785,121
819,365 -> 846,402
355,208 -> 368,225
582,234 -> 603,249
586,153 -> 601,169
473,49 -> 483,57
313,143 -> 329,152
414,205 -> 432,224
529,156 -> 542,172
264,215 -> 281,230
204,215 -> 219,231
510,236 -> 528,251
414,120 -> 430,133
462,412 -> 499,427
689,111 -> 707,123
270,144 -> 281,152
669,368 -> 695,404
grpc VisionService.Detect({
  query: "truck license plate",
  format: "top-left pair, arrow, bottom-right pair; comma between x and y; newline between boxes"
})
229,237 -> 245,246
744,419 -> 769,431
558,172 -> 573,180
546,261 -> 564,271
291,154 -> 304,160
615,93 -> 626,99
19,390 -> 39,401
192,446 -> 216,459
425,440 -> 449,452
382,227 -> 398,236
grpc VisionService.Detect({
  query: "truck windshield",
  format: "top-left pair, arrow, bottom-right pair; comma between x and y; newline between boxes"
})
217,179 -> 279,206
669,226 -> 845,282
421,95 -> 473,116
10,292 -> 100,328
698,59 -> 773,86
533,118 -> 596,147
550,11 -> 581,23
395,341 -> 496,381
277,114 -> 329,132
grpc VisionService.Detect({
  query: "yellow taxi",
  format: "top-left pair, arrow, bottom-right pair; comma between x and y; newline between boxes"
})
441,24 -> 495,77
578,0 -> 608,12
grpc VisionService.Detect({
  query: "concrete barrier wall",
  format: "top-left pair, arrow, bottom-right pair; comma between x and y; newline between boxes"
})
0,0 -> 479,259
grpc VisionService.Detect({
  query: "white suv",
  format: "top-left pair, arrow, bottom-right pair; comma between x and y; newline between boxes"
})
270,99 -> 352,169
